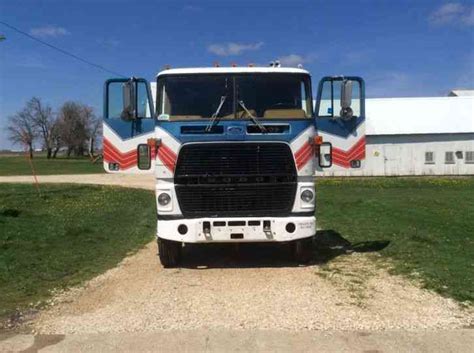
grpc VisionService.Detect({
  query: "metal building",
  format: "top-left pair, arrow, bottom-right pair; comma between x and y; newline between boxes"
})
318,95 -> 474,176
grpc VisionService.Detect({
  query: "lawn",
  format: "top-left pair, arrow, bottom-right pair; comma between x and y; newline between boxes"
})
0,183 -> 155,322
0,155 -> 103,176
316,177 -> 474,304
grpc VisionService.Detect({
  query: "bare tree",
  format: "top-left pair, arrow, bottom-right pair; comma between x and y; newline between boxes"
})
6,106 -> 37,158
58,101 -> 91,157
28,97 -> 57,159
81,106 -> 102,158
51,122 -> 62,158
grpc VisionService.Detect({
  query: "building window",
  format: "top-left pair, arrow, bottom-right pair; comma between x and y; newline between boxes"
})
466,151 -> 474,164
425,152 -> 435,164
445,152 -> 455,164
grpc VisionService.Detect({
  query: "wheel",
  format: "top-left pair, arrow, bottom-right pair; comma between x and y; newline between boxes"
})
158,237 -> 182,268
293,237 -> 314,264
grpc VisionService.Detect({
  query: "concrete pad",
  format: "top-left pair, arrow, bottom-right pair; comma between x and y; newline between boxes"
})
1,329 -> 474,353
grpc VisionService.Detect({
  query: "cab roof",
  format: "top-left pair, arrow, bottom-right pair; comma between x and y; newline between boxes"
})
156,67 -> 311,77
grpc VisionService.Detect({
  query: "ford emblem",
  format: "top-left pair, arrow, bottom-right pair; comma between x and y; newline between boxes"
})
227,126 -> 244,135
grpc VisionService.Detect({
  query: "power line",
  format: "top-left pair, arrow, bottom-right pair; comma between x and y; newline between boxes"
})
0,20 -> 127,78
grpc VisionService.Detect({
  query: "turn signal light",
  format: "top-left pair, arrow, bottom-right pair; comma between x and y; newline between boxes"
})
314,136 -> 323,145
147,138 -> 161,148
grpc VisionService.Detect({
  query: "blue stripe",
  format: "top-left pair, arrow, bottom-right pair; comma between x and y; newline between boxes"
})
104,119 -> 155,140
157,119 -> 312,143
316,116 -> 365,138
105,118 -> 313,143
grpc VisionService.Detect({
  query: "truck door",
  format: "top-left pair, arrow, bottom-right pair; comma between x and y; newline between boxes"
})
315,76 -> 366,172
103,78 -> 155,174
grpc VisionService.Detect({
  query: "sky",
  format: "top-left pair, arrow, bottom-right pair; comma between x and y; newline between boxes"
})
0,0 -> 473,149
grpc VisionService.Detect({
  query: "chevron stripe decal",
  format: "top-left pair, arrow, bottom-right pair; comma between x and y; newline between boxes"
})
331,137 -> 366,168
157,143 -> 177,172
104,138 -> 165,171
294,141 -> 313,170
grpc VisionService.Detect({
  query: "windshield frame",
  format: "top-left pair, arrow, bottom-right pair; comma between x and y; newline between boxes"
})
155,72 -> 313,121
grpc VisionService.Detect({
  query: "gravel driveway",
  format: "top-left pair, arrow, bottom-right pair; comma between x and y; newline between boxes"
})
32,241 -> 472,334
2,174 -> 472,334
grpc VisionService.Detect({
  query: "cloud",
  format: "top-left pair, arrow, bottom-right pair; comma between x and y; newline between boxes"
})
276,54 -> 316,67
29,25 -> 70,38
208,42 -> 263,56
429,2 -> 474,26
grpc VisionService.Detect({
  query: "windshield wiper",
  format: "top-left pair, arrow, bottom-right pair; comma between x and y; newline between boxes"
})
237,100 -> 267,133
205,96 -> 227,132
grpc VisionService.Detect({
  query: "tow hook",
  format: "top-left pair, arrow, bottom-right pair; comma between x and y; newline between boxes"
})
263,220 -> 272,237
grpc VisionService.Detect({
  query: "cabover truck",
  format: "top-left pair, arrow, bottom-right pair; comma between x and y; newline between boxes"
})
103,66 -> 365,267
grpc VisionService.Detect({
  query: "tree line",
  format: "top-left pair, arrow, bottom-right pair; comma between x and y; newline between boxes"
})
6,97 -> 101,159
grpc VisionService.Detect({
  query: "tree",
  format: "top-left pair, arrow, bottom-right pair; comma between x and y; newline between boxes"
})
6,106 -> 37,158
28,97 -> 56,159
57,102 -> 98,157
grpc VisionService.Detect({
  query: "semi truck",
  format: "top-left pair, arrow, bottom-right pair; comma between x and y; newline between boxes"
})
102,65 -> 365,267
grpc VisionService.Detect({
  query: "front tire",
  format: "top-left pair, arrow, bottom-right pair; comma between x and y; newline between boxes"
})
294,237 -> 313,264
158,237 -> 182,268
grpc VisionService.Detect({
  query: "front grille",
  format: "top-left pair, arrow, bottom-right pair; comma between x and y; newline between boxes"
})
174,143 -> 297,217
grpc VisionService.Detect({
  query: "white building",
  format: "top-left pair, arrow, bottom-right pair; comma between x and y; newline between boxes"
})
320,95 -> 474,176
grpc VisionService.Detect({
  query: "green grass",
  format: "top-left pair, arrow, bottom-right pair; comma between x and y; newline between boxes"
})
0,156 -> 103,176
0,184 -> 155,320
316,177 -> 474,304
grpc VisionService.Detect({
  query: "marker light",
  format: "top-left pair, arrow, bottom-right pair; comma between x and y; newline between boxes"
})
158,193 -> 171,206
314,136 -> 323,145
301,189 -> 314,203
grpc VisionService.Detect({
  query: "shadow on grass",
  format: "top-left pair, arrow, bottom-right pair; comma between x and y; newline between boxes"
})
313,229 -> 390,264
179,229 -> 390,269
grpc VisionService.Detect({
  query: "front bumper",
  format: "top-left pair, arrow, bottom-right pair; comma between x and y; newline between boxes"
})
157,216 -> 315,243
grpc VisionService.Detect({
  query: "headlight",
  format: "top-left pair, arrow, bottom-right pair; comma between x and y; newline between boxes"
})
158,193 -> 171,206
301,189 -> 314,203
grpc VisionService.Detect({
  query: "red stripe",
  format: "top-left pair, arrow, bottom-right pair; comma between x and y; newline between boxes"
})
296,144 -> 312,163
332,145 -> 365,163
104,138 -> 162,171
331,137 -> 366,168
296,146 -> 313,170
103,145 -> 136,164
332,137 -> 366,159
156,143 -> 177,172
158,149 -> 175,171
295,142 -> 311,159
294,142 -> 313,170
103,139 -> 135,159
103,139 -> 137,170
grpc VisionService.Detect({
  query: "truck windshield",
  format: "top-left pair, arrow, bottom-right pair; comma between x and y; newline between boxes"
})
157,74 -> 312,120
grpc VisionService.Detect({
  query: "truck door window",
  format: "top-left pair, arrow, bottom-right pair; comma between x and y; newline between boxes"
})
318,79 -> 361,118
106,80 -> 153,119
107,82 -> 124,119
137,81 -> 152,119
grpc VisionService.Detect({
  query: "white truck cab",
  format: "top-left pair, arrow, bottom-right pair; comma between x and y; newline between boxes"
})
103,66 -> 365,267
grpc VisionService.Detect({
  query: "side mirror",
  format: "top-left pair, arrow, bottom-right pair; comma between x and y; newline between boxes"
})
340,80 -> 353,119
137,144 -> 151,170
121,79 -> 136,121
318,142 -> 332,168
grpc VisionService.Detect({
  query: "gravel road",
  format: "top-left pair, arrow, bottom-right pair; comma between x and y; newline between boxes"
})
2,174 -> 472,334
